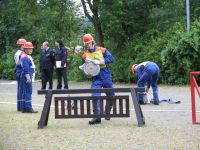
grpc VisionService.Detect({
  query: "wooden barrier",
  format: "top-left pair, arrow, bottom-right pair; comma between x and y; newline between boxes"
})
37,88 -> 145,128
54,95 -> 130,118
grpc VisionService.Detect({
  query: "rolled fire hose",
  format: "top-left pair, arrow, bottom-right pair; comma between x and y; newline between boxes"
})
83,62 -> 100,77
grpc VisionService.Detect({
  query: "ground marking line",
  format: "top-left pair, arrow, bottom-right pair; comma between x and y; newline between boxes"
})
0,81 -> 17,85
0,80 -> 40,85
0,101 -> 199,113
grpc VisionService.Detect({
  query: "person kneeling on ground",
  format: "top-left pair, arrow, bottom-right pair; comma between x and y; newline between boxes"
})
131,61 -> 160,105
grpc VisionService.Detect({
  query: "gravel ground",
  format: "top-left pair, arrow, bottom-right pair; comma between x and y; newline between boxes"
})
0,80 -> 200,150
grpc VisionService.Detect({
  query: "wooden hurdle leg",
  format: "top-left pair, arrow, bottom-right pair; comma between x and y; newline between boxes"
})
130,88 -> 145,126
38,90 -> 53,129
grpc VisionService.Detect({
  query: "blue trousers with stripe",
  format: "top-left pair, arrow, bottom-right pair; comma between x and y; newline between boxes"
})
20,73 -> 33,111
91,77 -> 115,116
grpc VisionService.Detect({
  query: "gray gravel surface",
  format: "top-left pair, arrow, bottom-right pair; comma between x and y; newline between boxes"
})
0,80 -> 199,150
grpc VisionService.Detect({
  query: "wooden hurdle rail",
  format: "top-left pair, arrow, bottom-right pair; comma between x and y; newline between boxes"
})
37,88 -> 145,129
54,95 -> 130,119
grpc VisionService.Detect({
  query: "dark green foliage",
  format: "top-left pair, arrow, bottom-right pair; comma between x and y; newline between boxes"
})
160,21 -> 200,84
68,54 -> 88,81
0,0 -> 82,80
0,47 -> 16,79
1,0 -> 200,85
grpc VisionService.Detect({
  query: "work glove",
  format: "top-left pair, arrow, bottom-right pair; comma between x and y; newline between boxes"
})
79,65 -> 84,70
25,74 -> 31,84
85,58 -> 92,63
91,59 -> 105,65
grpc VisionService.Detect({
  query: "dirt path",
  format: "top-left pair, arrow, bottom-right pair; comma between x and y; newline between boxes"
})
0,80 -> 200,150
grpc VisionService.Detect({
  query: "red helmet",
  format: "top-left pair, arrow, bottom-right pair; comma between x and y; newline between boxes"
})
24,42 -> 34,49
83,34 -> 93,43
131,64 -> 138,73
16,39 -> 26,45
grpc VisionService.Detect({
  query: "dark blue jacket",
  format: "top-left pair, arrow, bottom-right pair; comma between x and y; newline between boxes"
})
55,46 -> 67,67
40,47 -> 54,70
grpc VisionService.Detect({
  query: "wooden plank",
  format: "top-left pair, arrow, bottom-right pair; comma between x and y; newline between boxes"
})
55,114 -> 129,119
54,96 -> 129,101
80,100 -> 84,115
93,99 -> 98,115
55,99 -> 59,118
74,100 -> 78,115
55,96 -> 93,100
53,96 -> 116,100
61,100 -> 65,116
38,88 -> 145,95
87,100 -> 90,115
126,98 -> 130,116
130,88 -> 145,126
112,98 -> 117,115
38,90 -> 53,129
100,98 -> 104,115
119,98 -> 123,115
67,99 -> 71,116
105,99 -> 110,115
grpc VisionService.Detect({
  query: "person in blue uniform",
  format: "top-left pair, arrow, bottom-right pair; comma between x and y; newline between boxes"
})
54,39 -> 69,89
20,42 -> 38,113
131,61 -> 160,105
81,33 -> 115,124
40,41 -> 54,89
14,38 -> 26,111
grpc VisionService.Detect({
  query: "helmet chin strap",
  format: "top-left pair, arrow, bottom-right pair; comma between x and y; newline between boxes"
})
24,50 -> 29,55
88,48 -> 94,52
88,42 -> 95,52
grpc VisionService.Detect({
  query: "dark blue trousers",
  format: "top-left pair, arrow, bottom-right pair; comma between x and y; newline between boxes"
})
91,77 -> 115,116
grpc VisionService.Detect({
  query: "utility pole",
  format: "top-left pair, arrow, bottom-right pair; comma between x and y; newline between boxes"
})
186,0 -> 190,32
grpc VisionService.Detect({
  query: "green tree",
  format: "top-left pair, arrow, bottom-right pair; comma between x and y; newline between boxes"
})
0,0 -> 82,79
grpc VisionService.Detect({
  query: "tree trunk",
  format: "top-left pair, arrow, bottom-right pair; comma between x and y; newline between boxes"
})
81,0 -> 104,46
93,18 -> 104,46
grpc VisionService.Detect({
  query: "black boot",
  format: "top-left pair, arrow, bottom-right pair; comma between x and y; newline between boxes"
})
105,117 -> 110,120
105,105 -> 112,121
153,101 -> 159,105
89,118 -> 101,125
28,108 -> 38,113
139,101 -> 145,105
23,108 -> 38,113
